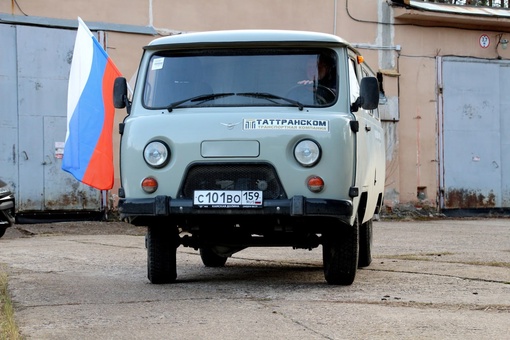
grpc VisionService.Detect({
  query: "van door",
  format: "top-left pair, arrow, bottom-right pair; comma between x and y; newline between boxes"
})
348,55 -> 381,222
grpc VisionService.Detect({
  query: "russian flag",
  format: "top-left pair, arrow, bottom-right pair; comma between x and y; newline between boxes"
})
62,17 -> 122,190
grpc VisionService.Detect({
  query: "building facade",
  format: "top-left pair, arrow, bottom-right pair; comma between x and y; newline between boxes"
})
1,0 -> 509,213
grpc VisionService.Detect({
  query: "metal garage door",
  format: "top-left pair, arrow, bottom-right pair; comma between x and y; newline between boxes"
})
440,57 -> 510,209
0,24 -> 100,213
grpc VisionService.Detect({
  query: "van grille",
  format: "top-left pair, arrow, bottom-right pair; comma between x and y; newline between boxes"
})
180,163 -> 286,199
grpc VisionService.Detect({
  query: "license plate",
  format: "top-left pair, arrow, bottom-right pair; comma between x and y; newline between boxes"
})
193,190 -> 263,208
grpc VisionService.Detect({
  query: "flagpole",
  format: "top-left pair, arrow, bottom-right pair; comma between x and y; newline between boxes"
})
101,190 -> 108,220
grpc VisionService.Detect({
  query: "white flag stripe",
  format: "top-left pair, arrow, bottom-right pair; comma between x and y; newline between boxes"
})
65,17 -> 94,142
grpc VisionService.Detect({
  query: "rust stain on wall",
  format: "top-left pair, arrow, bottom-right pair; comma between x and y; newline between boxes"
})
445,188 -> 496,209
44,191 -> 100,210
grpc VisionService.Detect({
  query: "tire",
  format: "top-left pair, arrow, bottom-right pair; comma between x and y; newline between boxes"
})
322,218 -> 359,285
199,247 -> 228,267
0,226 -> 6,238
147,225 -> 179,284
358,219 -> 373,268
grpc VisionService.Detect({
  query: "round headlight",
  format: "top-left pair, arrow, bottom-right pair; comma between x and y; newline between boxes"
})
143,141 -> 169,168
294,139 -> 321,167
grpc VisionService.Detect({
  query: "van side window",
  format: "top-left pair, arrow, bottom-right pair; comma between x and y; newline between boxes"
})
348,58 -> 360,104
361,68 -> 368,78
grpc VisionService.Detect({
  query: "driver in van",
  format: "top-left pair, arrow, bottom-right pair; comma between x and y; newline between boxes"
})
299,55 -> 335,86
297,53 -> 336,103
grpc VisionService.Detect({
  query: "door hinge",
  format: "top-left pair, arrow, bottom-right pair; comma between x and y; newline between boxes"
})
349,187 -> 359,198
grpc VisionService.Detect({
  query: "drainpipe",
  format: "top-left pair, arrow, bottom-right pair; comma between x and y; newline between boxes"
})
149,0 -> 153,28
333,0 -> 338,35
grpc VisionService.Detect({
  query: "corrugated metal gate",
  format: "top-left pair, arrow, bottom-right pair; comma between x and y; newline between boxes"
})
439,57 -> 510,209
0,24 -> 101,213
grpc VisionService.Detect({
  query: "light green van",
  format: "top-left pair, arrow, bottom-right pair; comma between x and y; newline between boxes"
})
114,30 -> 385,285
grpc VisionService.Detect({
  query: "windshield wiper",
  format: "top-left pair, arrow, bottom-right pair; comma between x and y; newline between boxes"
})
167,92 -> 304,111
167,92 -> 235,112
237,92 -> 304,111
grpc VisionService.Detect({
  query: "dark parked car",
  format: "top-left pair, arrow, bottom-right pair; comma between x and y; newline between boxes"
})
0,179 -> 15,238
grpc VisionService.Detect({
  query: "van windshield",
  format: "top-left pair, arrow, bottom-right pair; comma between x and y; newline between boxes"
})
143,48 -> 338,109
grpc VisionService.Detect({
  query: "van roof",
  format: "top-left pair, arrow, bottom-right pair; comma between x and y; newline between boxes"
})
145,29 -> 352,50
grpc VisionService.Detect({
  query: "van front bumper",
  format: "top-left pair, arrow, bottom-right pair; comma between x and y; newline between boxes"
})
119,195 -> 352,219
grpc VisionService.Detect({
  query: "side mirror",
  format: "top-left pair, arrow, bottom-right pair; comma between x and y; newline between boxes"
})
359,77 -> 379,110
352,77 -> 379,112
113,77 -> 129,109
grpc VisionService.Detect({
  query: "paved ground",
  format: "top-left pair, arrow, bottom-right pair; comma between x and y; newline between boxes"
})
0,218 -> 509,339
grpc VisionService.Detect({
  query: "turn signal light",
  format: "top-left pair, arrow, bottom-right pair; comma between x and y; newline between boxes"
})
141,177 -> 158,193
357,55 -> 364,64
307,176 -> 324,193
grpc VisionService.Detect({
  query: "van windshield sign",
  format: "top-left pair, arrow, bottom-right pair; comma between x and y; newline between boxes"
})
243,118 -> 329,132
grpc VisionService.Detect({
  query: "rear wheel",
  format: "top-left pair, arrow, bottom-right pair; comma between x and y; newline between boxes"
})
147,224 -> 179,284
199,247 -> 228,267
322,218 -> 359,285
358,219 -> 373,268
0,226 -> 6,238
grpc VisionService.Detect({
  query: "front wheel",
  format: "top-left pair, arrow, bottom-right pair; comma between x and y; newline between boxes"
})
322,218 -> 359,285
147,224 -> 179,284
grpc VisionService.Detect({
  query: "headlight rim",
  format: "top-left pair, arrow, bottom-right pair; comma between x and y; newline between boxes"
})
293,139 -> 321,167
143,140 -> 170,169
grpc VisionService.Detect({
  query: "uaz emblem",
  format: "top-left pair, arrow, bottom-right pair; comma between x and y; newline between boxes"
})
220,122 -> 241,130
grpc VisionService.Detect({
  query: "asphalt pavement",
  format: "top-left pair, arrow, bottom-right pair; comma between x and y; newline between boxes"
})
0,218 -> 509,339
